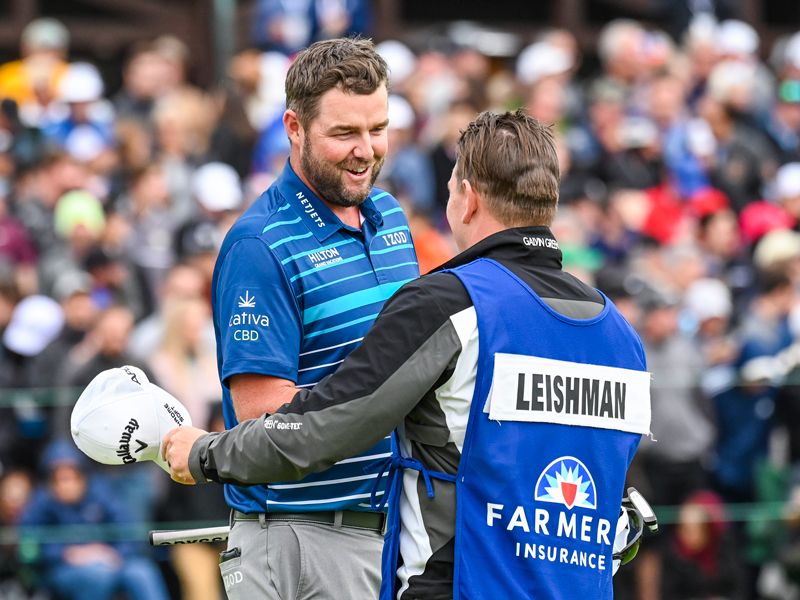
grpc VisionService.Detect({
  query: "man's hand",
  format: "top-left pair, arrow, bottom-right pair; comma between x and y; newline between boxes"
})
162,426 -> 209,485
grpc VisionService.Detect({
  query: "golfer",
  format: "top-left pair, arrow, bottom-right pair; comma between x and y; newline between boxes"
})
165,109 -> 651,599
206,37 -> 418,600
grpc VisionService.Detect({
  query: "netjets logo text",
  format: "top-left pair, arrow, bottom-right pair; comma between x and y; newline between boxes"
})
238,291 -> 256,308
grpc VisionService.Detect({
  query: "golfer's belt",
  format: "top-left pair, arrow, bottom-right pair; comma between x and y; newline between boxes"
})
232,509 -> 386,532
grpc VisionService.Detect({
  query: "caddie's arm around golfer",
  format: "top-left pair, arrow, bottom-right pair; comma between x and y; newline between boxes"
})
162,276 -> 456,487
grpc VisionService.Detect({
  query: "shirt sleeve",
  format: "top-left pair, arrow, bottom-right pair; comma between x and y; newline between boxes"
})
214,237 -> 301,384
190,274 -> 467,485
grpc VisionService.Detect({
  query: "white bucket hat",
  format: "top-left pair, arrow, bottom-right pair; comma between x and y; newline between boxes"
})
70,366 -> 192,473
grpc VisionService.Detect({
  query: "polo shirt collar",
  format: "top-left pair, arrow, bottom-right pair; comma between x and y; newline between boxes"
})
276,160 -> 383,242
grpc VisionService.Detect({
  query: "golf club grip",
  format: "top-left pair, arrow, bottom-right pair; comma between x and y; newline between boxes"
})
148,525 -> 230,546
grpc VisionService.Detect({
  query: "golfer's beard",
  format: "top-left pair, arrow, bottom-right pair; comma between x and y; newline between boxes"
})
301,139 -> 384,207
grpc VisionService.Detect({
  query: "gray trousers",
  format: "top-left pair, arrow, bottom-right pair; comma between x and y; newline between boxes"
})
219,516 -> 383,600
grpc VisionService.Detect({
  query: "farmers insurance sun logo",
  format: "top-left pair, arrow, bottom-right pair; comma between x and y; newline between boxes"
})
534,456 -> 597,510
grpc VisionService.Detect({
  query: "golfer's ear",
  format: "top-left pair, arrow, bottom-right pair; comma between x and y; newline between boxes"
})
283,110 -> 303,144
462,179 -> 479,225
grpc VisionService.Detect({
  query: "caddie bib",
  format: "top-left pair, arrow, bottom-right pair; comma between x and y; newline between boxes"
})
377,257 -> 651,600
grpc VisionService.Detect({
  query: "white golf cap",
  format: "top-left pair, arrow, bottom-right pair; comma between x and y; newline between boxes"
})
70,366 -> 192,474
786,32 -> 800,70
3,295 -> 64,357
388,95 -> 415,130
775,162 -> 800,199
717,19 -> 759,56
516,42 -> 573,85
684,278 -> 732,322
60,62 -> 104,104
191,162 -> 243,212
375,40 -> 416,85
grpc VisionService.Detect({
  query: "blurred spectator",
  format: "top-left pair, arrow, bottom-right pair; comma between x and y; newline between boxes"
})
0,294 -> 63,388
694,202 -> 756,315
128,262 -> 209,363
83,247 -> 148,321
773,162 -> 800,224
252,0 -> 316,54
60,305 -> 135,389
174,162 -> 243,288
251,105 -> 291,179
376,40 -> 417,94
151,35 -> 191,94
252,0 -> 370,54
0,98 -> 47,176
118,163 -> 189,304
634,288 -> 713,508
568,78 -> 627,180
42,62 -> 116,170
20,439 -> 168,600
752,229 -> 800,281
152,88 -> 216,210
0,469 -> 35,596
736,270 -> 795,370
764,80 -> 800,162
38,189 -> 105,297
27,272 -> 97,388
429,100 -> 478,221
685,277 -> 737,374
107,118 -> 155,203
604,117 -> 664,190
0,179 -> 37,295
113,42 -> 171,123
314,0 -> 371,43
146,296 -> 219,427
208,82 -> 259,178
596,20 -> 647,97
712,356 -> 778,504
228,49 -> 289,132
517,41 -> 573,91
662,490 -> 746,599
14,152 -> 91,259
0,18 -> 70,127
380,94 -> 435,215
716,20 -> 775,113
697,63 -> 779,212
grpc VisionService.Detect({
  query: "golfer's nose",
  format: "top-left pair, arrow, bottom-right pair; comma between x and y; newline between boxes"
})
352,132 -> 374,161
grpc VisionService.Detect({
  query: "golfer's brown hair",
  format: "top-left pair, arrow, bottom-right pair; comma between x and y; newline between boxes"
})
455,109 -> 560,226
285,37 -> 388,128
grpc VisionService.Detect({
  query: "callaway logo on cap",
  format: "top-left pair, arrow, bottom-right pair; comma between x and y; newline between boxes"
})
70,366 -> 192,474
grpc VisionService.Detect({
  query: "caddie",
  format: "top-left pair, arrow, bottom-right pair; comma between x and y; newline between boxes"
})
164,109 -> 652,599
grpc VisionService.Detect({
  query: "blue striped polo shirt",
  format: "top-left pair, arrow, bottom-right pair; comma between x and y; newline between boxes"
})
212,161 -> 419,513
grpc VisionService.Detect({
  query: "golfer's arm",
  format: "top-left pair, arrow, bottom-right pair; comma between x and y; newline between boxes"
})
189,279 -> 463,485
230,374 -> 298,420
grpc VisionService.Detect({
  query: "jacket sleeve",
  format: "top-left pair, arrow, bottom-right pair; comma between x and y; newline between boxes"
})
189,275 -> 465,485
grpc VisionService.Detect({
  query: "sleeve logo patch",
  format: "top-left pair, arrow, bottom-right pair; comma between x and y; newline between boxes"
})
238,291 -> 256,308
229,289 -> 270,341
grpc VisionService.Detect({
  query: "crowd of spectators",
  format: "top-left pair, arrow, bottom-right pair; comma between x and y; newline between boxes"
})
3,3 -> 800,598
